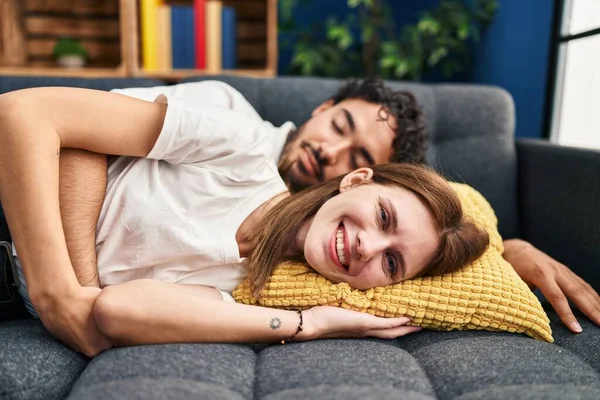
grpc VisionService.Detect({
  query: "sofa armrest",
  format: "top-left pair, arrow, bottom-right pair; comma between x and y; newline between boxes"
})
517,139 -> 600,289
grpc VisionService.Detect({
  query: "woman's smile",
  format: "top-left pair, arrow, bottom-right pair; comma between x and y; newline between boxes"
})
330,222 -> 351,273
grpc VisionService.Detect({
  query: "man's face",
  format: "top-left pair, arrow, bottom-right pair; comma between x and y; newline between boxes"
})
279,99 -> 396,192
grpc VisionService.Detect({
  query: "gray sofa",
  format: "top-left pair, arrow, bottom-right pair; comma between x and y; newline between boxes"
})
0,75 -> 599,400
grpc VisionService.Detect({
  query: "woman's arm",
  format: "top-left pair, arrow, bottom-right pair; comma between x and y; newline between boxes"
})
0,87 -> 167,356
93,280 -> 420,346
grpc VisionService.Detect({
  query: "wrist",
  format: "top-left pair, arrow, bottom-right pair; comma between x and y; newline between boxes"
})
280,309 -> 304,344
503,239 -> 532,256
29,277 -> 81,315
293,308 -> 318,341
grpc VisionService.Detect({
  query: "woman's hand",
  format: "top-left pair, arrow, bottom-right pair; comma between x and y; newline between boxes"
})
297,306 -> 421,341
36,286 -> 112,357
503,239 -> 600,333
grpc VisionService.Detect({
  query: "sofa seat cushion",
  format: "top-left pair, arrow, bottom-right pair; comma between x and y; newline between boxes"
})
542,300 -> 600,372
66,344 -> 256,400
396,332 -> 600,399
255,340 -> 436,399
56,328 -> 600,400
0,319 -> 88,400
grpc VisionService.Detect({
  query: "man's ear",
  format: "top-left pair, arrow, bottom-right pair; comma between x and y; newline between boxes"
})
339,168 -> 374,192
311,99 -> 335,117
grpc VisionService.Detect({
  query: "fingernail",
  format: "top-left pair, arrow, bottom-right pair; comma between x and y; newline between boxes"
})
570,322 -> 582,333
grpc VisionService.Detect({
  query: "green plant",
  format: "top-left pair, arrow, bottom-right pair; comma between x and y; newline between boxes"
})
52,38 -> 88,59
279,0 -> 498,80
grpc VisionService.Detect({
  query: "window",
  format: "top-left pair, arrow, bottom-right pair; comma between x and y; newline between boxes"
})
549,0 -> 600,150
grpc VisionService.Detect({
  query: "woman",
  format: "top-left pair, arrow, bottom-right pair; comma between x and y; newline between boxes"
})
0,87 -> 488,357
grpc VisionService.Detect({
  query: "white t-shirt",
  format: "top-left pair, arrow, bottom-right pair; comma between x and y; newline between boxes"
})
95,93 -> 289,293
111,81 -> 295,163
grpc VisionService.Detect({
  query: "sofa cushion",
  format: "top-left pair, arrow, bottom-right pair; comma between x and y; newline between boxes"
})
255,340 -> 436,399
395,331 -> 600,399
67,344 -> 257,400
454,385 -> 600,400
0,319 -> 88,400
542,300 -> 600,372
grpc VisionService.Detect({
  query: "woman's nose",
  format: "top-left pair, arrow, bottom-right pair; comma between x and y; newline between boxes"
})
356,231 -> 387,262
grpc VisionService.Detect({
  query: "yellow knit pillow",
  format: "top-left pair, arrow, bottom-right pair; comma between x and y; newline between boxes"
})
233,183 -> 553,342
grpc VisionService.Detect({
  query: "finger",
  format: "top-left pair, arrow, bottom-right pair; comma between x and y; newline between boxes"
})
360,315 -> 411,330
543,279 -> 582,333
558,269 -> 600,326
569,284 -> 600,326
366,325 -> 422,339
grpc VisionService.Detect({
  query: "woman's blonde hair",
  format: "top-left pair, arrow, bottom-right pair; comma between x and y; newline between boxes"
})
247,163 -> 489,296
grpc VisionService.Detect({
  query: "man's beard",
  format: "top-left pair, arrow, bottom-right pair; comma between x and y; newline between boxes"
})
278,124 -> 313,193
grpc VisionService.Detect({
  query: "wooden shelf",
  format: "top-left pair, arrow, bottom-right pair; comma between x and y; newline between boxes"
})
0,66 -> 126,78
0,0 -> 278,81
136,68 -> 276,81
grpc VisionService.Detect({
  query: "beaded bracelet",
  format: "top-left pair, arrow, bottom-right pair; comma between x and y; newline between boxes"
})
280,309 -> 303,344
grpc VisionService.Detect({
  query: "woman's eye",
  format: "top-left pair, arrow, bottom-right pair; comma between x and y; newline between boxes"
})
386,254 -> 397,277
380,206 -> 389,229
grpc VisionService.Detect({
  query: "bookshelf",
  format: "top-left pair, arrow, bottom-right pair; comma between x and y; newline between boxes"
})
0,0 -> 278,81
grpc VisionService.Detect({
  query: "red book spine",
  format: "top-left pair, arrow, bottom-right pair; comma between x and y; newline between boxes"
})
194,0 -> 206,69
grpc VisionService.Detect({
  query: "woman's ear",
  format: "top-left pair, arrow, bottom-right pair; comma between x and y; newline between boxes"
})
339,168 -> 374,192
311,99 -> 335,117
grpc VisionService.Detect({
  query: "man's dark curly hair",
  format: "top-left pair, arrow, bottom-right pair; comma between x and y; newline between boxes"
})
329,78 -> 428,164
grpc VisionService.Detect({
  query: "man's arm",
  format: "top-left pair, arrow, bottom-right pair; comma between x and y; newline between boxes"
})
59,149 -> 107,287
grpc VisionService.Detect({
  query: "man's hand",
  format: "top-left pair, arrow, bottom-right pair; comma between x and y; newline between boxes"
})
503,239 -> 600,333
37,286 -> 112,357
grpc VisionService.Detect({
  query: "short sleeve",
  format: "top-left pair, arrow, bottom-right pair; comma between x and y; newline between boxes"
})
147,93 -> 274,170
111,81 -> 262,121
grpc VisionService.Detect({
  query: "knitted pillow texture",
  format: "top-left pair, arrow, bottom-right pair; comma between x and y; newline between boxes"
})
232,183 -> 553,342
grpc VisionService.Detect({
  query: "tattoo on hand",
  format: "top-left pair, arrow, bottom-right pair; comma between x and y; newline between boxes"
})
269,317 -> 282,330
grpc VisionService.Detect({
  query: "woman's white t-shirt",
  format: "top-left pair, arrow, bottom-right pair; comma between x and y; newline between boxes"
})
95,93 -> 288,293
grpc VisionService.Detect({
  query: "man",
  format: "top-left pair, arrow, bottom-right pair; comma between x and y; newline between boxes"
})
1,79 -> 597,356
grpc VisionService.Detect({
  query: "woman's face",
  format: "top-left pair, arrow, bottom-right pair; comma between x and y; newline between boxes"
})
299,168 -> 440,290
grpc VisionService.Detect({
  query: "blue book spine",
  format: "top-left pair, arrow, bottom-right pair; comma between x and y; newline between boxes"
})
171,6 -> 196,69
182,6 -> 196,69
171,6 -> 185,69
221,7 -> 237,69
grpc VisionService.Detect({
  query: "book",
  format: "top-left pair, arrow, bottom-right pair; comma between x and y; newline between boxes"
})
171,5 -> 196,69
221,6 -> 237,70
194,0 -> 206,69
157,5 -> 172,71
140,0 -> 159,71
205,0 -> 222,72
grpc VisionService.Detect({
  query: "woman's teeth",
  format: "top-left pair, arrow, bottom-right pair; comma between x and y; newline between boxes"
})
336,228 -> 348,268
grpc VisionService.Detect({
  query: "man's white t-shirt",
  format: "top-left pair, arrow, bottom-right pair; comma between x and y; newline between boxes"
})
95,93 -> 289,293
111,81 -> 295,163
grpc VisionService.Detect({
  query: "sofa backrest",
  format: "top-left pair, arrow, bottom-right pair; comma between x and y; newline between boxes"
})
184,75 -> 520,239
0,76 -> 166,95
0,74 -> 519,239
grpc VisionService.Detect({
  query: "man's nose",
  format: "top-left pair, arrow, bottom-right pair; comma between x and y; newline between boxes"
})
319,140 -> 352,165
